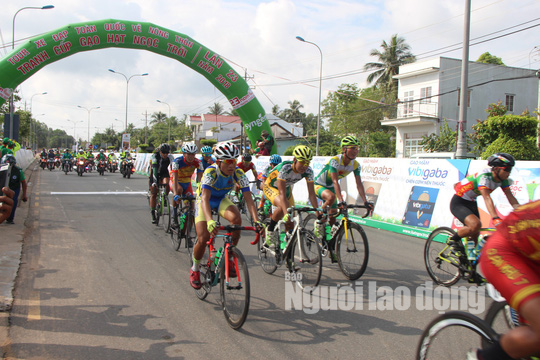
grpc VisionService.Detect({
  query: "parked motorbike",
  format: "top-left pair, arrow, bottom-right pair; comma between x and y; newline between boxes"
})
47,158 -> 55,171
97,160 -> 107,176
76,159 -> 86,176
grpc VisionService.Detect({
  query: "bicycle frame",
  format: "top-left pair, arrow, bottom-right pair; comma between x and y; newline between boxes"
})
270,207 -> 310,265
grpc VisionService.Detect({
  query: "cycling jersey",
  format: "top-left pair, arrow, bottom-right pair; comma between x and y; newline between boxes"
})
237,161 -> 255,173
261,165 -> 273,181
265,161 -> 314,189
480,200 -> 540,311
314,154 -> 360,188
197,156 -> 216,173
151,152 -> 174,181
199,164 -> 249,206
171,156 -> 203,184
454,168 -> 512,201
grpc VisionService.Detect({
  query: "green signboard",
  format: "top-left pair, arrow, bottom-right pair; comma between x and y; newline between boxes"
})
0,19 -> 275,152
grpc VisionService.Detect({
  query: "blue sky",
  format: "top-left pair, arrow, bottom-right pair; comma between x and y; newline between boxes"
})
0,0 -> 539,141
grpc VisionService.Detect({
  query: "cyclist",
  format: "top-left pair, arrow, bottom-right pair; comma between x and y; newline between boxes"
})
449,153 -> 519,252
257,154 -> 282,217
198,145 -> 215,172
233,153 -> 259,212
189,141 -> 262,289
263,145 -> 320,247
171,144 -> 203,229
313,135 -> 373,244
61,148 -> 73,171
467,201 -> 540,360
149,144 -> 175,224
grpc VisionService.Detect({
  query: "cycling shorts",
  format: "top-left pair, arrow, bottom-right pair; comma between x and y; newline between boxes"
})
450,195 -> 479,224
480,232 -> 540,312
314,184 -> 338,209
194,196 -> 234,224
177,182 -> 194,197
263,185 -> 294,208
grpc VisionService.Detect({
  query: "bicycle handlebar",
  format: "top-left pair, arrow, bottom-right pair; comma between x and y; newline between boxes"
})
205,224 -> 262,246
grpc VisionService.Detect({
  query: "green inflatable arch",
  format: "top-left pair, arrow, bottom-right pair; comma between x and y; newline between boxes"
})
0,19 -> 275,153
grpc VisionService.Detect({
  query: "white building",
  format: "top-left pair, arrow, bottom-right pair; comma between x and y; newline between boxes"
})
381,57 -> 538,158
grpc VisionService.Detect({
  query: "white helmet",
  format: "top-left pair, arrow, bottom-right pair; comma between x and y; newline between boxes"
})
214,142 -> 239,160
182,143 -> 198,154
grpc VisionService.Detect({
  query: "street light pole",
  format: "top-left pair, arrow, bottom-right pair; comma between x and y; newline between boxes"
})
10,5 -> 55,140
156,99 -> 171,143
108,69 -> 148,133
67,119 -> 83,149
77,105 -> 100,144
30,92 -> 47,149
296,35 -> 323,156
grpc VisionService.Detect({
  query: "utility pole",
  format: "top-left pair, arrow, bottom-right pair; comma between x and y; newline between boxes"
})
143,110 -> 148,144
456,0 -> 471,159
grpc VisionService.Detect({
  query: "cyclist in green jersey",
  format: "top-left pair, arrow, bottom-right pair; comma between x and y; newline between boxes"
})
313,135 -> 373,239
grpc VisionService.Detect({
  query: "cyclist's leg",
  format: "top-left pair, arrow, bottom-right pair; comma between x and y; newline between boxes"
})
450,195 -> 481,242
219,197 -> 242,245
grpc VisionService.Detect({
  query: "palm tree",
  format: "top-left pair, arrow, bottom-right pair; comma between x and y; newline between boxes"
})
208,102 -> 225,115
150,111 -> 167,125
364,34 -> 416,95
281,100 -> 305,124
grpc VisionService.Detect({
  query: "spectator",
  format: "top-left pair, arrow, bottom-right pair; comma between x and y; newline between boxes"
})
1,155 -> 28,225
0,187 -> 15,224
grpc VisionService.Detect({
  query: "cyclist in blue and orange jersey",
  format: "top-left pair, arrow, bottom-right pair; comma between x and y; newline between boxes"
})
313,135 -> 373,239
257,154 -> 282,215
448,153 -> 520,251
171,143 -> 204,228
198,145 -> 215,172
149,144 -> 175,224
263,145 -> 320,247
189,142 -> 262,289
466,201 -> 540,360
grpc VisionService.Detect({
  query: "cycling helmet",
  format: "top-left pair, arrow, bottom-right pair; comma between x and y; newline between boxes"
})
341,135 -> 359,147
100,149 -> 104,153
292,145 -> 313,163
159,143 -> 171,153
182,143 -> 198,154
270,154 -> 282,165
487,153 -> 515,168
1,154 -> 16,165
242,153 -> 252,162
214,142 -> 240,160
201,145 -> 212,155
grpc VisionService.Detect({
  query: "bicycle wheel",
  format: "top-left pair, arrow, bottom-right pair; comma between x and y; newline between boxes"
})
155,195 -> 162,226
170,209 -> 182,251
290,229 -> 322,291
194,245 -> 211,301
220,246 -> 250,330
484,300 -> 521,335
161,194 -> 171,233
302,213 -> 317,230
184,212 -> 196,257
416,311 -> 498,360
335,222 -> 369,280
424,227 -> 461,286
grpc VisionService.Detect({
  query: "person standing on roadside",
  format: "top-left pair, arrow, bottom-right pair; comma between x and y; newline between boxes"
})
1,155 -> 27,225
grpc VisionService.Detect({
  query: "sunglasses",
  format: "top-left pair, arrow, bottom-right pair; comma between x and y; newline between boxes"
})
203,154 -> 212,157
503,166 -> 513,172
221,159 -> 236,165
298,160 -> 311,167
346,146 -> 359,151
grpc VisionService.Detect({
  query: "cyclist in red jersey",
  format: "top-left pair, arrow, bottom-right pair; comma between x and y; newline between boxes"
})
468,201 -> 540,360
234,153 -> 259,196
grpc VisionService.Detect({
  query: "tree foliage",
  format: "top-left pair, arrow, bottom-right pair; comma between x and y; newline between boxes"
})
420,119 -> 457,152
476,52 -> 505,65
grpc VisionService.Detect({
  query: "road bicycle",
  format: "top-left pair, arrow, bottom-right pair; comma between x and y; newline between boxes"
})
154,183 -> 171,233
227,180 -> 260,225
170,196 -> 196,254
303,204 -> 370,281
194,224 -> 260,330
258,206 -> 322,291
416,311 -> 499,359
424,226 -> 495,286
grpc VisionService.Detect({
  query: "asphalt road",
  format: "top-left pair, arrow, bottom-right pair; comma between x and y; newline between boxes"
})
5,167 -> 492,359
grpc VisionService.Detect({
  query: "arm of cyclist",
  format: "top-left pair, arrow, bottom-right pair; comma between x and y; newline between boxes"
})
171,171 -> 181,204
200,187 -> 218,235
502,186 -> 520,210
243,190 -> 261,228
306,180 -> 321,219
479,187 -> 501,224
276,178 -> 291,223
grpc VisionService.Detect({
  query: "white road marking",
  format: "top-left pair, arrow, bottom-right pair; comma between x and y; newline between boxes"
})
49,191 -> 147,195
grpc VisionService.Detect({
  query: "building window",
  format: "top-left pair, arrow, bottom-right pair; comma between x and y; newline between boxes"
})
420,87 -> 432,104
506,94 -> 515,112
404,90 -> 414,116
457,89 -> 471,107
404,133 -> 426,157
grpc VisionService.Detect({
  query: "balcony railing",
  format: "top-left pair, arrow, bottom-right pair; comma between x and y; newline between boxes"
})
397,101 -> 438,119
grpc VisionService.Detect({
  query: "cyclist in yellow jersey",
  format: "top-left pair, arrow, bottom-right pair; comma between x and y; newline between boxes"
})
313,135 -> 373,240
